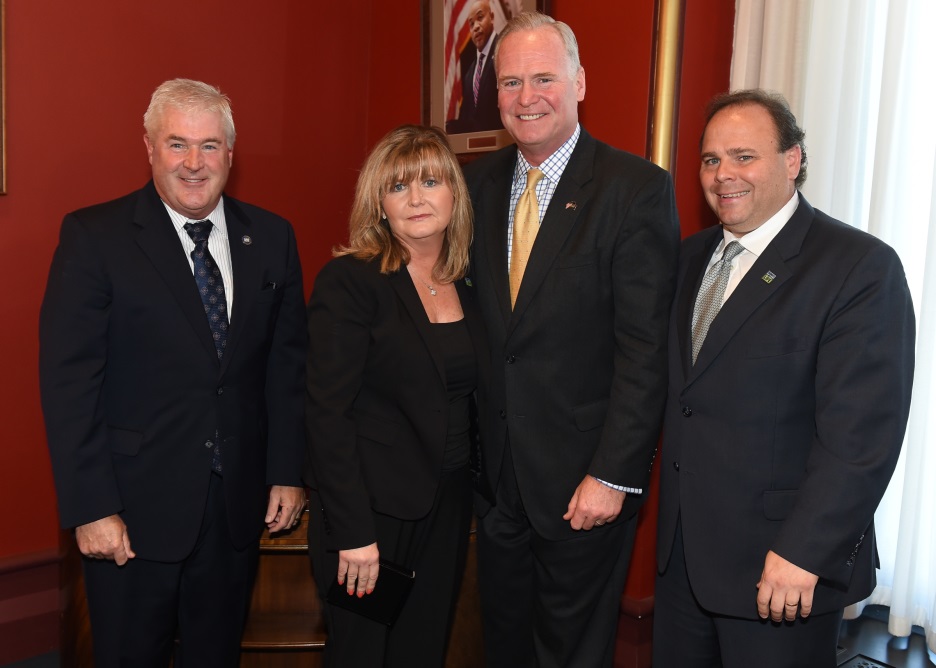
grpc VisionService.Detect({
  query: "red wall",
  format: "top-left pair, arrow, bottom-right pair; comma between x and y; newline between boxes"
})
0,0 -> 733,576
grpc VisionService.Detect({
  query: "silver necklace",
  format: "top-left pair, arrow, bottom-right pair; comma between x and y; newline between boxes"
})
410,269 -> 438,296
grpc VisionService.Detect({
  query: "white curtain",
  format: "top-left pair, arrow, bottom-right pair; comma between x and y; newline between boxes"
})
731,0 -> 936,655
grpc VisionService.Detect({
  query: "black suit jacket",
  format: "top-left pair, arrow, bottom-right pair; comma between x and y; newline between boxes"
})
450,34 -> 502,134
39,181 -> 308,561
464,129 -> 680,540
304,255 -> 489,551
657,196 -> 915,618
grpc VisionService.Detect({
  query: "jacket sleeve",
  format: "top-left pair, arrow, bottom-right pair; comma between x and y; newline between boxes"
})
305,258 -> 379,550
39,213 -> 123,529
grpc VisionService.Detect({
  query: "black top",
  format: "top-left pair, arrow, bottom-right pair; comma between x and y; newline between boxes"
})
431,319 -> 477,471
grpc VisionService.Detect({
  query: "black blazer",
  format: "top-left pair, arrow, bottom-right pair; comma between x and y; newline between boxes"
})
304,255 -> 489,551
657,196 -> 915,618
39,181 -> 308,561
464,129 -> 680,540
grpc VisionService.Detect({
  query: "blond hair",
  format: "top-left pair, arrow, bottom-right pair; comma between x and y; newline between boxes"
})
336,125 -> 473,282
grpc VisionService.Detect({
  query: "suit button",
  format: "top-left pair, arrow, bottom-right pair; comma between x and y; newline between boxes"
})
673,461 -> 679,471
499,409 -> 506,419
205,440 -> 213,449
506,355 -> 516,364
216,387 -> 224,396
682,406 -> 692,417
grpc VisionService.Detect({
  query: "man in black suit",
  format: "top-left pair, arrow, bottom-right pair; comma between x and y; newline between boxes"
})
463,12 -> 679,667
446,0 -> 503,134
654,90 -> 915,668
39,78 -> 308,668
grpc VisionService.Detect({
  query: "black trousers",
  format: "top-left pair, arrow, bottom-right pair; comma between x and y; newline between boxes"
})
82,472 -> 258,668
308,465 -> 473,668
477,444 -> 638,668
653,519 -> 843,668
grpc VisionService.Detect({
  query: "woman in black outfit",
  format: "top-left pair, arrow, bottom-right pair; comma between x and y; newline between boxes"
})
304,125 -> 487,667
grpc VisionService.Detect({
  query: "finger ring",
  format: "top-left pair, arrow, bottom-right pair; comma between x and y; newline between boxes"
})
595,521 -> 604,526
785,603 -> 797,608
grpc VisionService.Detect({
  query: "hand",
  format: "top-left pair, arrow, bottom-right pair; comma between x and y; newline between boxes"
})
756,550 -> 819,621
75,515 -> 135,566
265,485 -> 306,532
338,543 -> 380,597
562,476 -> 625,530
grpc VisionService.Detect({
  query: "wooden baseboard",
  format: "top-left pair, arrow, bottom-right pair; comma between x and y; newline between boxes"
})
0,548 -> 60,664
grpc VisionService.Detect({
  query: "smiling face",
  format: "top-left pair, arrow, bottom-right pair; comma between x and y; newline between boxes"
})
144,106 -> 232,220
468,0 -> 495,50
700,103 -> 801,235
496,26 -> 585,166
381,176 -> 455,251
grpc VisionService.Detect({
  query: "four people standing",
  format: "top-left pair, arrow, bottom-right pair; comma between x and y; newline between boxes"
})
39,16 -> 915,668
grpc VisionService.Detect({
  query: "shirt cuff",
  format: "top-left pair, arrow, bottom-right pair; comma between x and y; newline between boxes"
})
594,476 -> 642,495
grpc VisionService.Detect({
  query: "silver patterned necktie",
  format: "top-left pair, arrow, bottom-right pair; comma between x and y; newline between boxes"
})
691,240 -> 745,364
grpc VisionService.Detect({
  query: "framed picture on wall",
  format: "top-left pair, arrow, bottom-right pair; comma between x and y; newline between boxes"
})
423,0 -> 551,155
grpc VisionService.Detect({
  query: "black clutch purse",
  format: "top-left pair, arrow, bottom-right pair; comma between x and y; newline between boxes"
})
325,559 -> 415,627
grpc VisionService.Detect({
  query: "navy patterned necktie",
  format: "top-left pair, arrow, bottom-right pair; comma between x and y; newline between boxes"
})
183,220 -> 229,361
184,220 -> 227,474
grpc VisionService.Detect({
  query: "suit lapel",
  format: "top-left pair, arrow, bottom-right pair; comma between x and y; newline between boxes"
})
389,269 -> 447,386
457,276 -> 489,368
222,198 -> 260,375
508,131 -> 596,331
688,197 -> 814,378
479,148 -> 517,326
133,182 -> 219,364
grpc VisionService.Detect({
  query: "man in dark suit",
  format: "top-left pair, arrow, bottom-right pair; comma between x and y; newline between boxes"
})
39,78 -> 308,668
446,0 -> 503,134
463,12 -> 679,667
654,89 -> 915,668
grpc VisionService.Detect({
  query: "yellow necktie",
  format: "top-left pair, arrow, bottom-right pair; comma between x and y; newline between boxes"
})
509,168 -> 545,308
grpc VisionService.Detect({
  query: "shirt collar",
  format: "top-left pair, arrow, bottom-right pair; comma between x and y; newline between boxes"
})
721,191 -> 799,257
513,123 -> 581,185
164,197 -> 228,238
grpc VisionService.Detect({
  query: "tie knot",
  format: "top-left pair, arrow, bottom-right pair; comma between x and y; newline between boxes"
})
526,168 -> 545,191
722,240 -> 745,263
184,220 -> 212,244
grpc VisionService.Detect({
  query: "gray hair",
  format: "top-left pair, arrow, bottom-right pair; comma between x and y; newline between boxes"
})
143,78 -> 236,147
495,11 -> 581,77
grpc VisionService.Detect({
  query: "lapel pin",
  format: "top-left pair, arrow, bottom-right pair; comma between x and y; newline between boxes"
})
465,277 -> 473,287
565,201 -> 577,210
242,235 -> 252,245
762,271 -> 776,284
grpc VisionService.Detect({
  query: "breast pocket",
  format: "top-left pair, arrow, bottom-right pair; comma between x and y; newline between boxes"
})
746,336 -> 807,359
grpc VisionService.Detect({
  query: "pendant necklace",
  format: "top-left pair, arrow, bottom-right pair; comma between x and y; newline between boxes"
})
410,268 -> 438,296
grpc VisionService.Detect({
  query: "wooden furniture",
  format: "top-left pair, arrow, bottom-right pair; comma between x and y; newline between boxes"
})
240,510 -> 325,667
